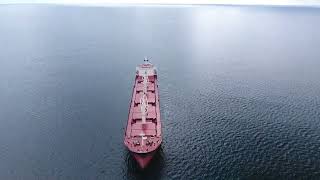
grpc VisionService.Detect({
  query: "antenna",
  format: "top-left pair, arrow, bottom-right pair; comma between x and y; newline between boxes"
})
144,56 -> 148,62
144,56 -> 152,62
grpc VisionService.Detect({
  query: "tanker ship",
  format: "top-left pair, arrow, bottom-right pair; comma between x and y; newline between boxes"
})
124,58 -> 162,168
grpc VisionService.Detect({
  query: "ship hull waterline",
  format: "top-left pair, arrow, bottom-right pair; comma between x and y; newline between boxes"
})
132,149 -> 158,168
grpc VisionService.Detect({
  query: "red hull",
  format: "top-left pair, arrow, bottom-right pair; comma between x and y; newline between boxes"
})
124,61 -> 162,168
133,151 -> 157,168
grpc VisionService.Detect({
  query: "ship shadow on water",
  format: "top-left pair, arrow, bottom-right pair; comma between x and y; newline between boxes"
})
125,147 -> 165,179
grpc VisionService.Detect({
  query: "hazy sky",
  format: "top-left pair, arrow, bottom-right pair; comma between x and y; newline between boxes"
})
1,0 -> 320,6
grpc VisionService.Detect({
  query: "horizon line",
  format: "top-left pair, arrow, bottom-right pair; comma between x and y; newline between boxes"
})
2,3 -> 320,8
1,0 -> 320,7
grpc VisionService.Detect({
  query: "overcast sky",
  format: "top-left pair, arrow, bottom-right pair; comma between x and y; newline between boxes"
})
1,0 -> 320,6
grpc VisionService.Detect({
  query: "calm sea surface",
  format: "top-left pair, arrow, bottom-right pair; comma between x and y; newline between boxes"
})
0,4 -> 320,179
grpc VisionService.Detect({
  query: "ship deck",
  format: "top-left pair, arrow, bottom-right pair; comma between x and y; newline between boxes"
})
124,68 -> 162,154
